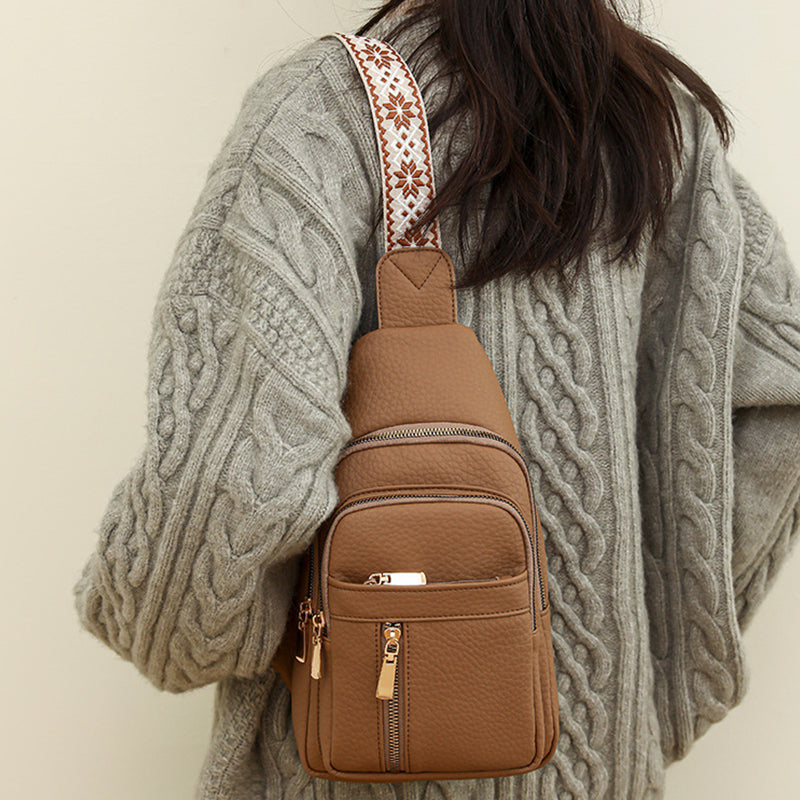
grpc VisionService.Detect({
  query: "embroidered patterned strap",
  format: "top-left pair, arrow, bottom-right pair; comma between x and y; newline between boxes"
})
332,32 -> 442,253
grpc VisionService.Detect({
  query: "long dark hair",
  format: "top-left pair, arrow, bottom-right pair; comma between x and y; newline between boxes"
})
356,0 -> 734,289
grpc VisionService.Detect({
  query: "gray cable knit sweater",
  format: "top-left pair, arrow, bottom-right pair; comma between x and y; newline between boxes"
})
72,13 -> 800,800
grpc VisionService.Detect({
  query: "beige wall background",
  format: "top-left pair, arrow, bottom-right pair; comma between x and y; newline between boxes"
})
2,1 -> 798,797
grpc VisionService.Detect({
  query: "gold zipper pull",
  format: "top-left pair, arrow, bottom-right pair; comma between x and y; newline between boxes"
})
376,623 -> 402,699
365,572 -> 427,585
295,599 -> 313,663
310,610 -> 326,680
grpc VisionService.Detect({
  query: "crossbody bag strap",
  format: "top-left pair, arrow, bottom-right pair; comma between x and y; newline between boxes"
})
331,32 -> 456,328
332,32 -> 442,252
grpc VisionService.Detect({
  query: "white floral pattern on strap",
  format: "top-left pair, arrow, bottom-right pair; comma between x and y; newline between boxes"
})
333,32 -> 442,253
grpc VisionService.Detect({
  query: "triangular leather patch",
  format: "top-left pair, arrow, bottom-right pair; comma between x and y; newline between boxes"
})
392,257 -> 439,290
376,247 -> 458,328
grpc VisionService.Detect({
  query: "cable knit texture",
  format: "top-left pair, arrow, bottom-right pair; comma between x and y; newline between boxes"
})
72,13 -> 800,800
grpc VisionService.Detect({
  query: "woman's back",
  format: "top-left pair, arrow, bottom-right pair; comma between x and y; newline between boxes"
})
72,8 -> 800,800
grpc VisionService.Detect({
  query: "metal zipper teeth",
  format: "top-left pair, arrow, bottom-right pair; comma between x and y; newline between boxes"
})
339,424 -> 525,460
336,423 -> 546,612
383,622 -> 403,772
305,536 -> 316,604
386,692 -> 402,772
318,491 -> 538,632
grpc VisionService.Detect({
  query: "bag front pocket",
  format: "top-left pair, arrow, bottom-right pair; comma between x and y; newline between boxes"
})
322,572 -> 536,776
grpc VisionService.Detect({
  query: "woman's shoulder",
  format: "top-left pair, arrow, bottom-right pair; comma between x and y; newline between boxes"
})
233,14 -> 435,143
663,81 -> 728,199
236,34 -> 368,124
208,34 -> 377,188
197,33 -> 378,223
169,33 -> 383,303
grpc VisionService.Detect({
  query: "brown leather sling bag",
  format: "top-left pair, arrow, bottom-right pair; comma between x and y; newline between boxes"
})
270,31 -> 559,782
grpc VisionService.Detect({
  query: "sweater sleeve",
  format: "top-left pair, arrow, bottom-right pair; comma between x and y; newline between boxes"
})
728,167 -> 800,630
71,39 -> 380,693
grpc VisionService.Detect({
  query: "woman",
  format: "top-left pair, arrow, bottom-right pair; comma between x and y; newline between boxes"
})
72,1 -> 800,798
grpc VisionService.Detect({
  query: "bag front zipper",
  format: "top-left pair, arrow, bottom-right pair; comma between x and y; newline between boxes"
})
319,490 -> 537,635
297,423 -> 545,685
377,621 -> 404,771
336,422 -> 546,612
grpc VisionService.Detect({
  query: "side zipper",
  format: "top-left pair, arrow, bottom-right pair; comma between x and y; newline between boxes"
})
294,598 -> 312,663
309,610 -> 326,680
295,536 -> 319,664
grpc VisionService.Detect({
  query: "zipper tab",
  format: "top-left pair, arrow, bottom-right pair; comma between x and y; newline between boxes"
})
310,610 -> 326,679
365,571 -> 427,585
294,599 -> 313,663
376,623 -> 402,699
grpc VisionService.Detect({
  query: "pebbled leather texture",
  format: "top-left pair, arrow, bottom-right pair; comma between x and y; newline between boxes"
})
342,323 -> 523,447
270,30 -> 559,784
377,247 -> 457,328
271,245 -> 560,782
